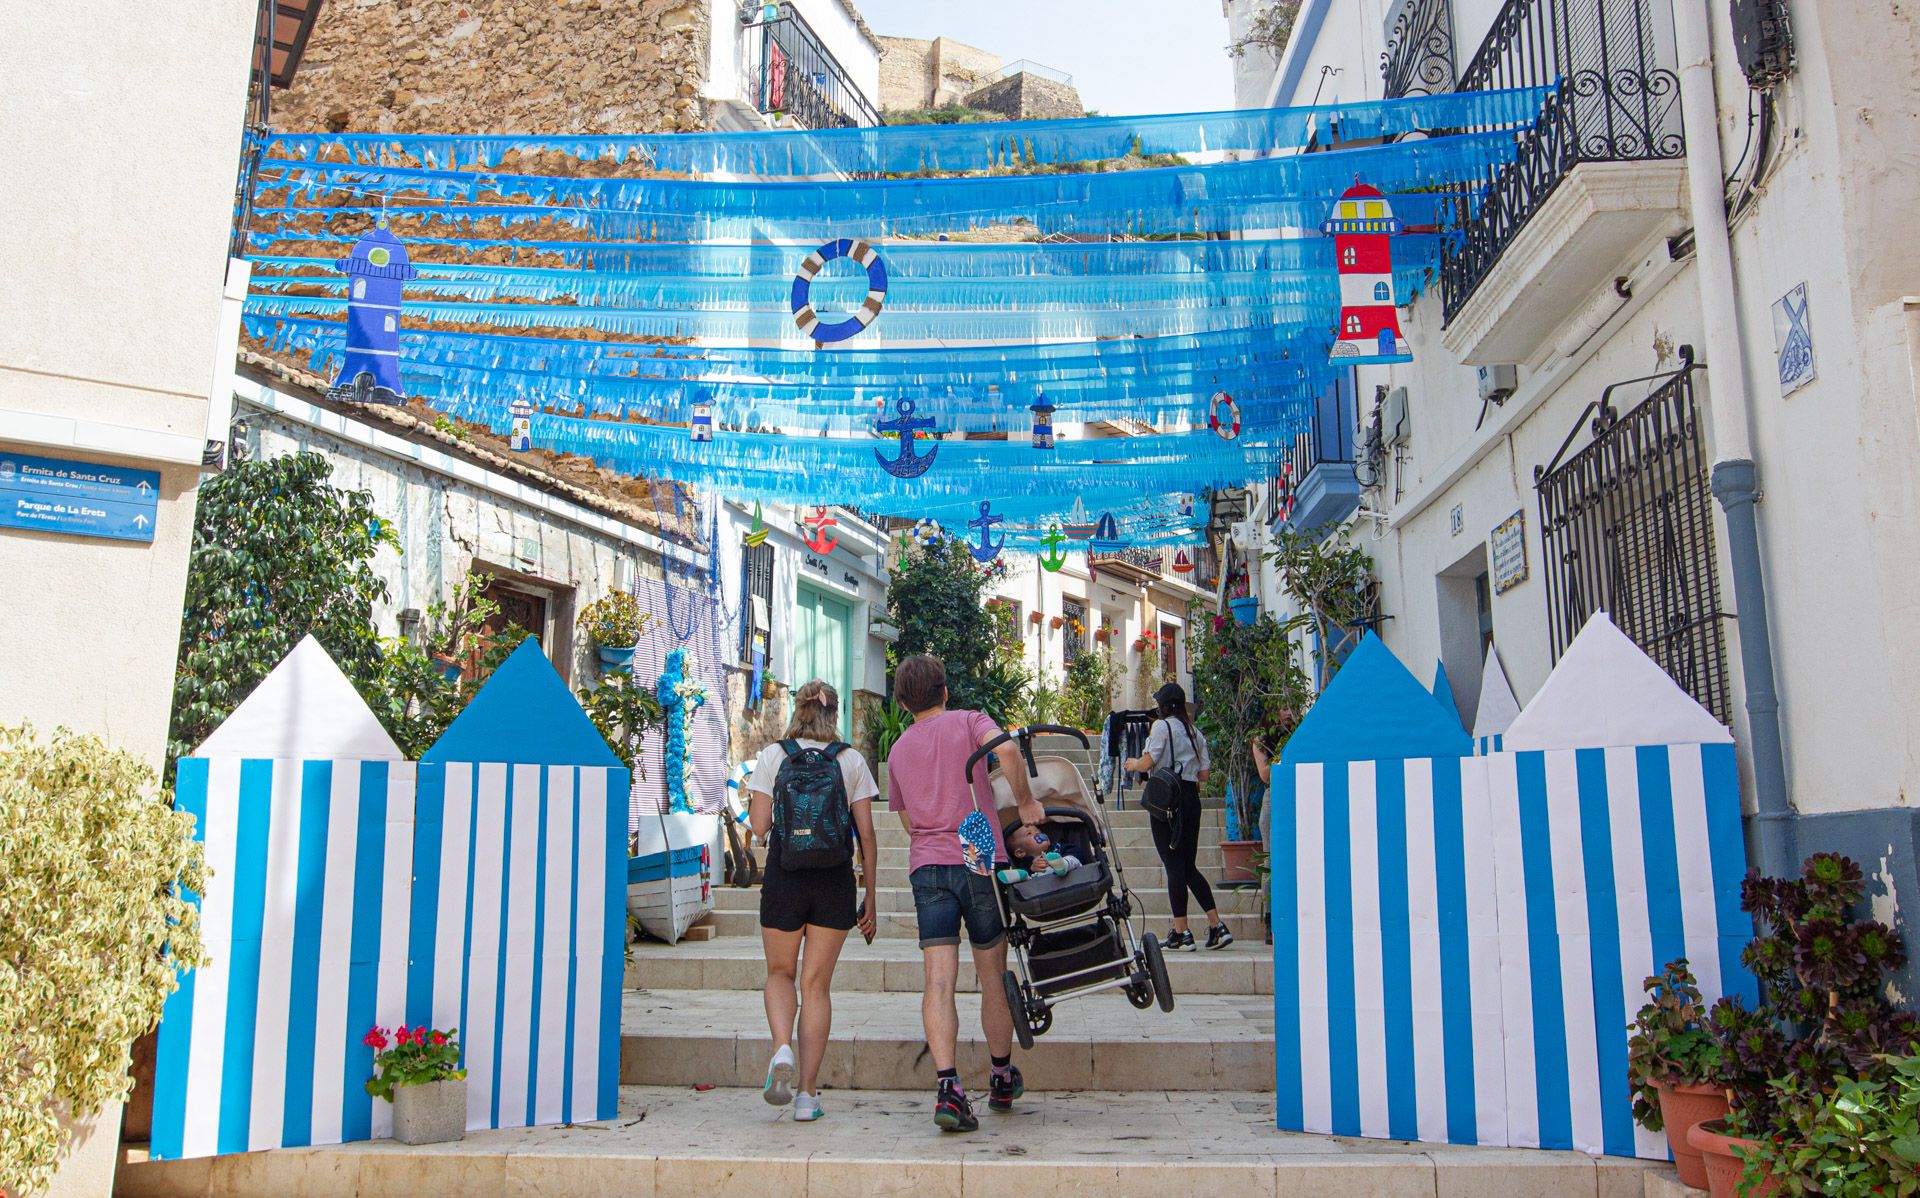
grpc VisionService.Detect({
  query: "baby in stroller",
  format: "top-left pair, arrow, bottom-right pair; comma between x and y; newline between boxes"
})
995,823 -> 1082,884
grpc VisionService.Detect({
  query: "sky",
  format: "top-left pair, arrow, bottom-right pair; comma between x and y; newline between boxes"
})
851,0 -> 1236,116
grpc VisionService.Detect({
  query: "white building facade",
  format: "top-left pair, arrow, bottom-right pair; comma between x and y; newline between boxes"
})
1229,0 -> 1920,990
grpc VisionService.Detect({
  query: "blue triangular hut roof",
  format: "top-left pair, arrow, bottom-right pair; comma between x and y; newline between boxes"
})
1431,660 -> 1466,732
1281,635 -> 1473,764
422,639 -> 621,766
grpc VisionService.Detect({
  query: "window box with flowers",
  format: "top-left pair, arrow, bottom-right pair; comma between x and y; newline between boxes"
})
365,1025 -> 467,1144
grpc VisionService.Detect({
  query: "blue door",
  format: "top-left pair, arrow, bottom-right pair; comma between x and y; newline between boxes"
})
1377,328 -> 1396,355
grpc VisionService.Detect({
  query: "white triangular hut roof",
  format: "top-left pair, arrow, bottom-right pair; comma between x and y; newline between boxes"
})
1472,645 -> 1522,740
1504,613 -> 1732,750
194,635 -> 404,760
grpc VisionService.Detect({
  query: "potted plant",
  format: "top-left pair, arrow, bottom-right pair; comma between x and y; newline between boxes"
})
1190,613 -> 1309,882
578,589 -> 651,670
1049,614 -> 1065,631
868,698 -> 913,798
1029,610 -> 1044,626
1693,853 -> 1919,1198
366,1024 -> 468,1145
1627,959 -> 1728,1188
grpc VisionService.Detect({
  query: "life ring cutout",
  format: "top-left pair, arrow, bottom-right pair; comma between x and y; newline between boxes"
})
1208,391 -> 1241,440
791,238 -> 887,342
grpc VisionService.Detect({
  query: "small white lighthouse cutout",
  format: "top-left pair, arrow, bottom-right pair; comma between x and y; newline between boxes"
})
1321,182 -> 1411,363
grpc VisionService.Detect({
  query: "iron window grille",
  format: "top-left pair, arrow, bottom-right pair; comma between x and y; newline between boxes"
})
1062,598 -> 1087,664
744,541 -> 776,665
1533,349 -> 1733,723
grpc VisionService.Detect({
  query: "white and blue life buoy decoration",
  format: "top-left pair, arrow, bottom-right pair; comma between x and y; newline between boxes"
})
1209,391 -> 1241,440
791,238 -> 888,343
911,517 -> 942,546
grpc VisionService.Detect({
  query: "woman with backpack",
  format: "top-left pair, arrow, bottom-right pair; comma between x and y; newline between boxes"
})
1124,681 -> 1233,951
743,679 -> 880,1122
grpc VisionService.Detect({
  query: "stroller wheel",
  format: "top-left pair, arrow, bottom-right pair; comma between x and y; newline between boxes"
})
1125,978 -> 1155,1009
1142,934 -> 1176,1012
1003,971 -> 1036,1051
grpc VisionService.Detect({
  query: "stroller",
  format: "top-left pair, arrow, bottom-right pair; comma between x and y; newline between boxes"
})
965,724 -> 1175,1049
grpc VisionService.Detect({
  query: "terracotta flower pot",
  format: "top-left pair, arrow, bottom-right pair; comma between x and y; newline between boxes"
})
1688,1118 -> 1779,1198
1221,839 -> 1260,883
1655,1081 -> 1730,1190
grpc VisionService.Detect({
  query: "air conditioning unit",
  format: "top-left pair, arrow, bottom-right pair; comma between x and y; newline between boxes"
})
1383,386 -> 1410,446
1478,364 -> 1518,404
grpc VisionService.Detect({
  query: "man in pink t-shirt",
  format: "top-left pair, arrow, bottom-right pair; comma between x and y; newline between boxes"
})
886,654 -> 1042,1132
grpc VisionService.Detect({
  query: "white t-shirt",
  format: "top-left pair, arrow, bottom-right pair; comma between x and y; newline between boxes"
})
744,738 -> 880,807
1143,717 -> 1210,783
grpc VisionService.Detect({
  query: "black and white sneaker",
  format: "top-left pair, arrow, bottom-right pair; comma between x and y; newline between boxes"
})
1164,928 -> 1197,952
934,1079 -> 978,1132
1205,924 -> 1235,950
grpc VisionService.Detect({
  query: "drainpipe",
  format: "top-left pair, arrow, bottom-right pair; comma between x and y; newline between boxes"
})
1673,0 -> 1793,875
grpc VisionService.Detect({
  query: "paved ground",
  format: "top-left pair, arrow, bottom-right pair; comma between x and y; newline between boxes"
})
118,1085 -> 1671,1198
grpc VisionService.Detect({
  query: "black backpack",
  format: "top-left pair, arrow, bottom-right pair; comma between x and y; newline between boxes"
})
771,739 -> 854,870
1140,719 -> 1190,823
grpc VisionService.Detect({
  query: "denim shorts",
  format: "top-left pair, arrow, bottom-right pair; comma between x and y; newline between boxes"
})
909,863 -> 1006,950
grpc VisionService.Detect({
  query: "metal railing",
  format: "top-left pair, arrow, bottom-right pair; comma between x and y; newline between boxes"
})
1533,349 -> 1732,723
1089,547 -> 1165,577
743,3 -> 880,131
1381,0 -> 1458,98
1271,379 -> 1358,528
1439,0 -> 1684,321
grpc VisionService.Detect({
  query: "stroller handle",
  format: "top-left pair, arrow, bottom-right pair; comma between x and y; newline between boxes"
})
964,724 -> 1093,781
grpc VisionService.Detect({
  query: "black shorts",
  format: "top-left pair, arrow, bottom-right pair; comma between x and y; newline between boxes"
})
759,860 -> 857,933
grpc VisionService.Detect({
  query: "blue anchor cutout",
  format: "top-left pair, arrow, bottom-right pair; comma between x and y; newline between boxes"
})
874,397 -> 939,478
967,501 -> 1006,562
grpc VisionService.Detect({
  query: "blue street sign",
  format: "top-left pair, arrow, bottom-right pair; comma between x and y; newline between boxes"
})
0,451 -> 160,543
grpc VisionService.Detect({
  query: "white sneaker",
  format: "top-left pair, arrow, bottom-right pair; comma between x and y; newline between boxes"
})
763,1044 -> 796,1106
793,1092 -> 824,1122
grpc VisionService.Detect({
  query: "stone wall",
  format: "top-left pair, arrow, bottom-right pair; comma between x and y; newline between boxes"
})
272,0 -> 711,134
877,34 -> 1000,111
963,71 -> 1084,120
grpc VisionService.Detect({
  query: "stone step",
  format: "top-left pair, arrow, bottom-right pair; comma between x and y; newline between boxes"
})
625,935 -> 1275,996
868,823 -> 1233,851
699,907 -> 1268,941
854,846 -> 1233,874
858,861 -> 1247,889
712,884 -> 1266,920
872,804 -> 1229,831
114,1086 -> 1665,1198
618,988 -> 1276,1092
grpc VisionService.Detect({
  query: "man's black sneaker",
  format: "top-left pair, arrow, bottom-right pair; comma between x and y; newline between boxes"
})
1205,924 -> 1235,950
1164,928 -> 1197,952
934,1081 -> 978,1132
988,1064 -> 1024,1112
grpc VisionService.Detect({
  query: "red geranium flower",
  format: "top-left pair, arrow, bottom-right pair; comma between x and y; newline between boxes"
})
431,1031 -> 447,1046
363,1027 -> 389,1050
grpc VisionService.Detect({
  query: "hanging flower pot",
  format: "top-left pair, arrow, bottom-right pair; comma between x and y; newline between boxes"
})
1049,615 -> 1065,630
1028,611 -> 1044,626
597,644 -> 637,671
1228,596 -> 1260,625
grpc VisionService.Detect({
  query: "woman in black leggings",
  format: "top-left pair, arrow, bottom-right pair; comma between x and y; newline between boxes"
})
1125,683 -> 1232,951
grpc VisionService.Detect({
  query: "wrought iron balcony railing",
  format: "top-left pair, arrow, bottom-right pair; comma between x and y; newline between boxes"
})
743,3 -> 880,132
1381,0 -> 1457,99
1089,547 -> 1165,578
1436,0 -> 1684,321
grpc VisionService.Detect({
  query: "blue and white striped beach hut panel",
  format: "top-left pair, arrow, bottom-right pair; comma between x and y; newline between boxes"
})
1273,624 -> 1755,1158
415,640 -> 630,1134
1471,645 -> 1520,757
626,578 -> 731,829
1490,613 -> 1754,1157
1273,637 -> 1500,1144
152,638 -> 417,1160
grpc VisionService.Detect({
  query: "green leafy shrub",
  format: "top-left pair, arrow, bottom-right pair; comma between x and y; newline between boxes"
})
169,452 -> 392,766
1627,958 -> 1725,1131
369,574 -> 530,758
1058,647 -> 1122,730
1740,1053 -> 1920,1197
867,699 -> 913,760
1,725 -> 206,1197
1190,612 -> 1310,838
577,672 -> 664,773
885,535 -> 997,712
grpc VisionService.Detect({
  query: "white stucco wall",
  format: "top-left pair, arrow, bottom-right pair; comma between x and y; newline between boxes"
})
1246,0 -> 1920,818
705,0 -> 882,130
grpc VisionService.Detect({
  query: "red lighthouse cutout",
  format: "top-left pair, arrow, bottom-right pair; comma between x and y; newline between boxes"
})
1321,182 -> 1411,363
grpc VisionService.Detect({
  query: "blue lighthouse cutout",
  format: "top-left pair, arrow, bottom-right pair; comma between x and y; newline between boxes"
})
327,225 -> 417,406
